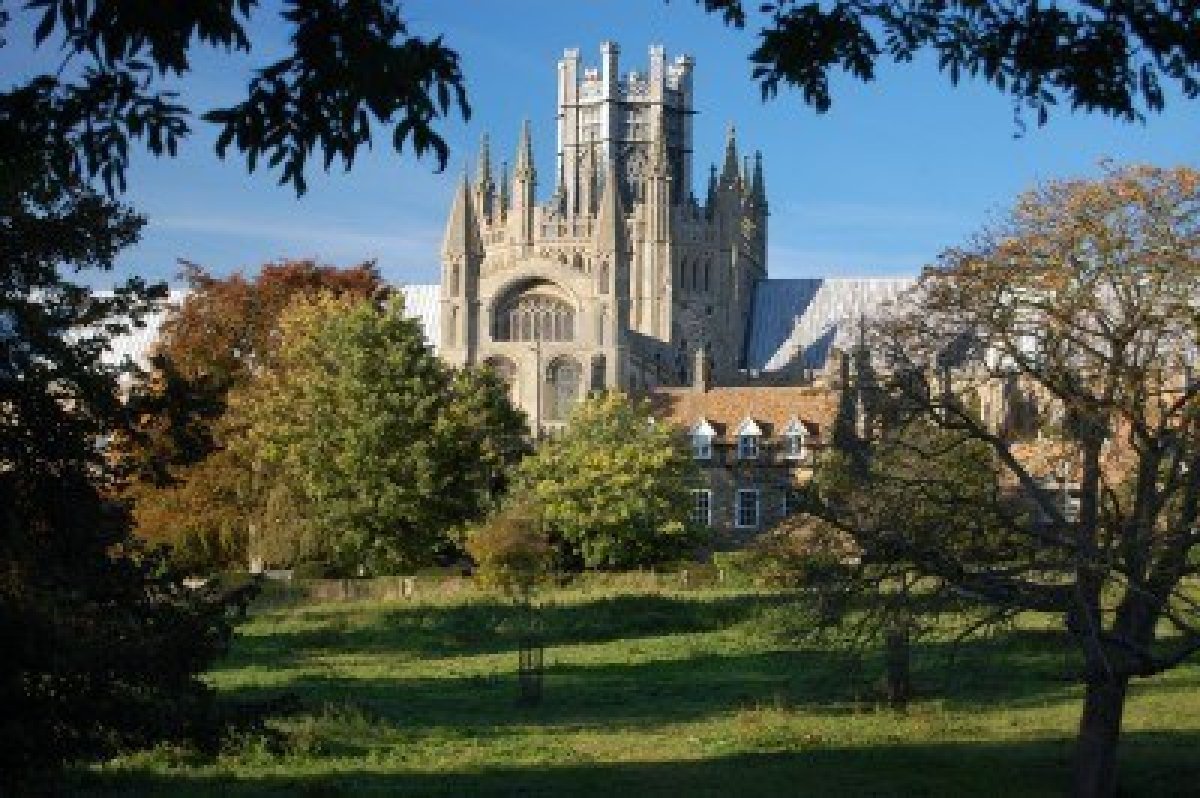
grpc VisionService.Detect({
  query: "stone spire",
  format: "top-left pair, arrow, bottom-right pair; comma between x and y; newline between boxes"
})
476,133 -> 494,189
720,123 -> 739,185
706,163 -> 718,212
442,172 -> 482,258
498,160 -> 509,222
511,120 -> 536,246
475,133 -> 495,219
514,119 -> 535,182
751,150 -> 766,207
593,156 -> 625,255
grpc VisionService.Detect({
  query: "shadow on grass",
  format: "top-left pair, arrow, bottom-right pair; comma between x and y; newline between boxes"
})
219,592 -> 789,669
74,731 -> 1200,797
218,631 -> 1107,738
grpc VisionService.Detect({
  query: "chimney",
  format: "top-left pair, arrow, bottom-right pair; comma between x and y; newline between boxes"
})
693,345 -> 711,393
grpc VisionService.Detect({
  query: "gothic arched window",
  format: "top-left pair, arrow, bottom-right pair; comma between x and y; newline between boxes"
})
544,356 -> 581,421
493,281 -> 576,343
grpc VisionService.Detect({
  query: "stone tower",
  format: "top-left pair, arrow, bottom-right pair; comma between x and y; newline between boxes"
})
439,42 -> 768,434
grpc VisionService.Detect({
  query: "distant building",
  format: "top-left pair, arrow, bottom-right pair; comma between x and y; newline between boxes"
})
106,43 -> 920,541
436,42 -> 913,538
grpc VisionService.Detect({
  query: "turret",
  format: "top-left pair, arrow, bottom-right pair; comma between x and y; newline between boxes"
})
474,133 -> 495,222
497,161 -> 510,223
593,156 -> 627,381
440,173 -> 483,361
511,119 -> 537,248
720,124 -> 740,189
751,150 -> 766,210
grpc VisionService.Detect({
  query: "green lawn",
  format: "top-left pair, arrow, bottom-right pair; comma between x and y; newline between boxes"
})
76,587 -> 1200,796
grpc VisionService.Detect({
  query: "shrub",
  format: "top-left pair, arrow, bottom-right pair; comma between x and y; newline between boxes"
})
291,561 -> 339,580
744,515 -> 859,589
466,503 -> 552,595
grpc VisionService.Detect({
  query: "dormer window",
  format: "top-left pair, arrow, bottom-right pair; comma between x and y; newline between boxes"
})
735,418 -> 762,460
690,419 -> 715,460
783,418 -> 809,460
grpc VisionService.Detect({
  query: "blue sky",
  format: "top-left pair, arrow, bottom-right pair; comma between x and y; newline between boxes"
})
4,1 -> 1197,287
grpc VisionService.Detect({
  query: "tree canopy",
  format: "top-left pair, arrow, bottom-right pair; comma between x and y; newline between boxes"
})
235,293 -> 527,573
9,0 -> 468,194
0,100 -> 237,784
516,392 -> 703,570
698,0 -> 1200,125
802,164 -> 1200,797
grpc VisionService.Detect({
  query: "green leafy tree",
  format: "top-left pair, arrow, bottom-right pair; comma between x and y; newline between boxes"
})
790,410 -> 1017,709
516,393 -> 703,570
12,1 -> 468,195
236,293 -> 526,572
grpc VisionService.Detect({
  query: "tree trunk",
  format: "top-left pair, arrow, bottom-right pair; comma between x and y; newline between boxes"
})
883,625 -> 911,710
1073,676 -> 1128,798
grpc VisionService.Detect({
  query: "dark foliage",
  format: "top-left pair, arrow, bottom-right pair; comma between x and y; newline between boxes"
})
0,79 -> 240,786
696,0 -> 1200,124
16,1 -> 469,194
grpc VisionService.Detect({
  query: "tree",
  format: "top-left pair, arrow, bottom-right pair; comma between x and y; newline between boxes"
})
805,164 -> 1200,797
697,0 -> 1199,125
0,94 -> 239,785
10,1 -> 468,194
3,1 -> 465,780
114,260 -> 387,570
235,293 -> 527,572
466,501 -> 553,595
791,416 -> 1019,709
516,392 -> 703,570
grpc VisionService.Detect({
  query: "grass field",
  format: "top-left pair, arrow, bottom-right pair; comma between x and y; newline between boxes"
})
75,586 -> 1200,796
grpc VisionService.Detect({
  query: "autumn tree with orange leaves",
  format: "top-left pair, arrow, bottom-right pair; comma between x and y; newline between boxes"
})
116,260 -> 387,570
805,165 -> 1200,798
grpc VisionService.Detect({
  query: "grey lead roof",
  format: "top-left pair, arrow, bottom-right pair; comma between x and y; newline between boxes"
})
99,279 -> 915,377
744,277 -> 915,372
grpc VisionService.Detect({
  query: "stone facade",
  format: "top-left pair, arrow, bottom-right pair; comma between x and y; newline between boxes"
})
439,42 -> 768,435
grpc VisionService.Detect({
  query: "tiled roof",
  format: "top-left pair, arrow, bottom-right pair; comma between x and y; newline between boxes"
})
745,277 -> 915,372
647,385 -> 838,441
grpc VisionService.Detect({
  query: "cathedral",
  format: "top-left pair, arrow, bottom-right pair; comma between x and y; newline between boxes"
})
439,43 -> 774,433
437,42 -> 910,441
108,42 -> 916,538
433,42 -> 915,536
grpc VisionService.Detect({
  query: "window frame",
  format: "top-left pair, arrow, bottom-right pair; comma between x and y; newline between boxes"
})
738,434 -> 759,460
691,488 -> 712,527
735,488 -> 761,529
782,419 -> 809,460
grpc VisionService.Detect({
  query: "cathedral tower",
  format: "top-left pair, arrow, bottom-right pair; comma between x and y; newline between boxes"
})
439,43 -> 768,435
